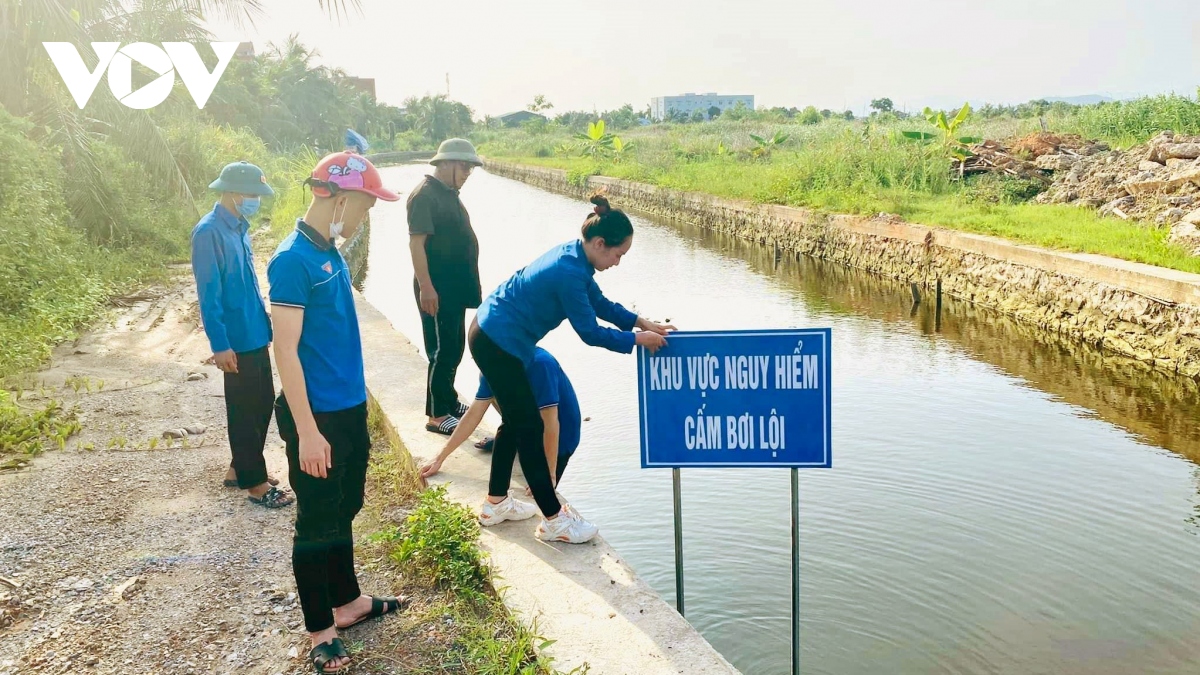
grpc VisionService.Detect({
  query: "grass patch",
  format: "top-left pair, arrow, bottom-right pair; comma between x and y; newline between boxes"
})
0,391 -> 80,472
477,96 -> 1200,275
359,399 -> 572,675
494,151 -> 1200,274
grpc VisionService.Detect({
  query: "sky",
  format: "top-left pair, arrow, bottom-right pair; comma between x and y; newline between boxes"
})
205,0 -> 1200,117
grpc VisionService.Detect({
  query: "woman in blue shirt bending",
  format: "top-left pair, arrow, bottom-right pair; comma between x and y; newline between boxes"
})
469,194 -> 673,543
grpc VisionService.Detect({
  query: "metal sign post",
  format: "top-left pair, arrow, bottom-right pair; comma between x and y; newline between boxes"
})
637,329 -> 832,675
673,467 -> 685,616
791,467 -> 800,675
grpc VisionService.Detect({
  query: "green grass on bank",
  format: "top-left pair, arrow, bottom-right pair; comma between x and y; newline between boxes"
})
484,145 -> 1200,276
504,154 -> 1200,274
0,108 -> 312,464
0,109 -> 313,378
362,403 -> 561,675
476,94 -> 1200,274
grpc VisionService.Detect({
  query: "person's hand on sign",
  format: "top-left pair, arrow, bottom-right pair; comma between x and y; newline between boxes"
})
635,331 -> 668,353
636,317 -> 676,336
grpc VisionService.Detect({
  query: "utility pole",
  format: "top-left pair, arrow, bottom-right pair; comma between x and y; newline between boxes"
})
446,73 -> 450,97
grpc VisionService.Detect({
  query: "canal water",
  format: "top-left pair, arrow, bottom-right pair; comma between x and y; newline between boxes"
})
362,164 -> 1200,675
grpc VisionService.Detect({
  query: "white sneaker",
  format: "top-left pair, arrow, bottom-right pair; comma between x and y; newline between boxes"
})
535,506 -> 599,544
479,495 -> 538,526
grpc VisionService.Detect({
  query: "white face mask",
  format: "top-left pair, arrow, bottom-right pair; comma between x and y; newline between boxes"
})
328,200 -> 348,241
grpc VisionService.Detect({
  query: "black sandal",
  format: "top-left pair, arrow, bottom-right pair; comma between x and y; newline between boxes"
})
453,401 -> 470,417
474,437 -> 495,452
336,595 -> 408,630
308,637 -> 349,673
247,486 -> 295,509
425,416 -> 459,436
224,476 -> 280,488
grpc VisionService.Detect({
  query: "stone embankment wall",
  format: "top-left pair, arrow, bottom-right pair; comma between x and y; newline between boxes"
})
365,150 -> 434,165
486,160 -> 1200,379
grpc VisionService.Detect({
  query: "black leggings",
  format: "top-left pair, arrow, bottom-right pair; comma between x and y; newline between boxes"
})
468,322 -> 561,517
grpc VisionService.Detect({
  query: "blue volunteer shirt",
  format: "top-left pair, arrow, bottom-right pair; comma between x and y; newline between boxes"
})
267,221 -> 366,413
475,240 -> 638,364
476,348 -> 582,458
190,203 -> 272,353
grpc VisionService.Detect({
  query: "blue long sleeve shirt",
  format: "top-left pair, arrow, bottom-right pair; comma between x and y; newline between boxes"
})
475,239 -> 638,364
190,203 -> 272,354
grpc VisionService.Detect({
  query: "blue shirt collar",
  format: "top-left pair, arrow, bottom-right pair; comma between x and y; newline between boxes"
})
572,239 -> 595,275
295,219 -> 334,252
213,202 -> 248,233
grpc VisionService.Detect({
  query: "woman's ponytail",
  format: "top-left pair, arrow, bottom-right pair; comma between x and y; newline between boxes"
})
581,192 -> 633,246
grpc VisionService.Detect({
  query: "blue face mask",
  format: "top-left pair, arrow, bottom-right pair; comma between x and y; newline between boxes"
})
236,197 -> 261,218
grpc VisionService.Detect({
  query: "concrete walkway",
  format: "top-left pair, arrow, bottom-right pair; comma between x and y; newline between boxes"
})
355,292 -> 740,675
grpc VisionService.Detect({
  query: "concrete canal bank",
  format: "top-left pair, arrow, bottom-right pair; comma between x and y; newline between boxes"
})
485,160 -> 1200,382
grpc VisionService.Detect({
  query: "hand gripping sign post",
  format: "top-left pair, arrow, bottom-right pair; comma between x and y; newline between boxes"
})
637,329 -> 832,675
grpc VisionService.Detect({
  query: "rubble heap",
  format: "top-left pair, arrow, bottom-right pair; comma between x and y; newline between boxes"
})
960,133 -> 1108,182
1034,131 -> 1200,225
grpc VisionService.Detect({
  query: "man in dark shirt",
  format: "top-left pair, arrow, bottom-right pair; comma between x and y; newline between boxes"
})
407,138 -> 483,436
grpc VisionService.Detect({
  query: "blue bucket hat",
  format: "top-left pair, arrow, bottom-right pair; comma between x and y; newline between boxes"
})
208,161 -> 275,197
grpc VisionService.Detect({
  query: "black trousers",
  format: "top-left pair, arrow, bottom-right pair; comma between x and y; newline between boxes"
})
275,396 -> 370,633
223,346 -> 275,489
414,280 -> 467,419
468,321 -> 561,518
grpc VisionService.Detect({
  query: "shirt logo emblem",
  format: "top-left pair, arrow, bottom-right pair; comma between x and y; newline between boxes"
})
322,262 -> 333,274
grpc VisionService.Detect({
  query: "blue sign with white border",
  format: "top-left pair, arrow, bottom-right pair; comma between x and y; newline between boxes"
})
638,329 -> 832,468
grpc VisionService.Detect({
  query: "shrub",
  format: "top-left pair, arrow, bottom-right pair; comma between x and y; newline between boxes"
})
391,485 -> 491,601
961,173 -> 1047,205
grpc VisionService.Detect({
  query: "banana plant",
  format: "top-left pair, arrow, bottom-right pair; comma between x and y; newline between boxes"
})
749,131 -> 789,158
902,102 -> 981,162
611,135 -> 635,162
575,120 -> 615,158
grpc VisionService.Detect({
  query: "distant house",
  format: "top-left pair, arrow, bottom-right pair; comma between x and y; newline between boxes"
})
650,93 -> 755,121
234,41 -> 255,61
497,110 -> 547,128
342,76 -> 376,101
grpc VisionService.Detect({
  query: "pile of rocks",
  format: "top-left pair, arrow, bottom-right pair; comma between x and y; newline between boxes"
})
961,133 -> 1109,182
1034,131 -> 1200,250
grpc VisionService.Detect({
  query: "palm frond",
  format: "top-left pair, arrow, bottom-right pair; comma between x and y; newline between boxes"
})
170,0 -> 265,27
102,103 -> 197,209
317,0 -> 362,21
92,4 -> 212,42
29,99 -> 121,242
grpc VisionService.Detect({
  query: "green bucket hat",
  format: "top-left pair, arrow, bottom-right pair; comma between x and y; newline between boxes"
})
430,138 -> 483,166
208,161 -> 275,196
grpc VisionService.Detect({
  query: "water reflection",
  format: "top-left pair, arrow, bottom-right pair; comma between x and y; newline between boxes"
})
681,219 -> 1200,465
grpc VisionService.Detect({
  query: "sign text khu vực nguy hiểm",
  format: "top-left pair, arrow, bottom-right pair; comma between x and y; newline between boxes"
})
637,329 -> 831,468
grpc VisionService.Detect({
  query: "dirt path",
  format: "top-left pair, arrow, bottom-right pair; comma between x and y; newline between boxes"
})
0,280 -> 313,675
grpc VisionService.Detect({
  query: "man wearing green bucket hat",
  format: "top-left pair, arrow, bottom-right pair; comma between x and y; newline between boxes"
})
191,160 -> 294,509
407,138 -> 485,437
